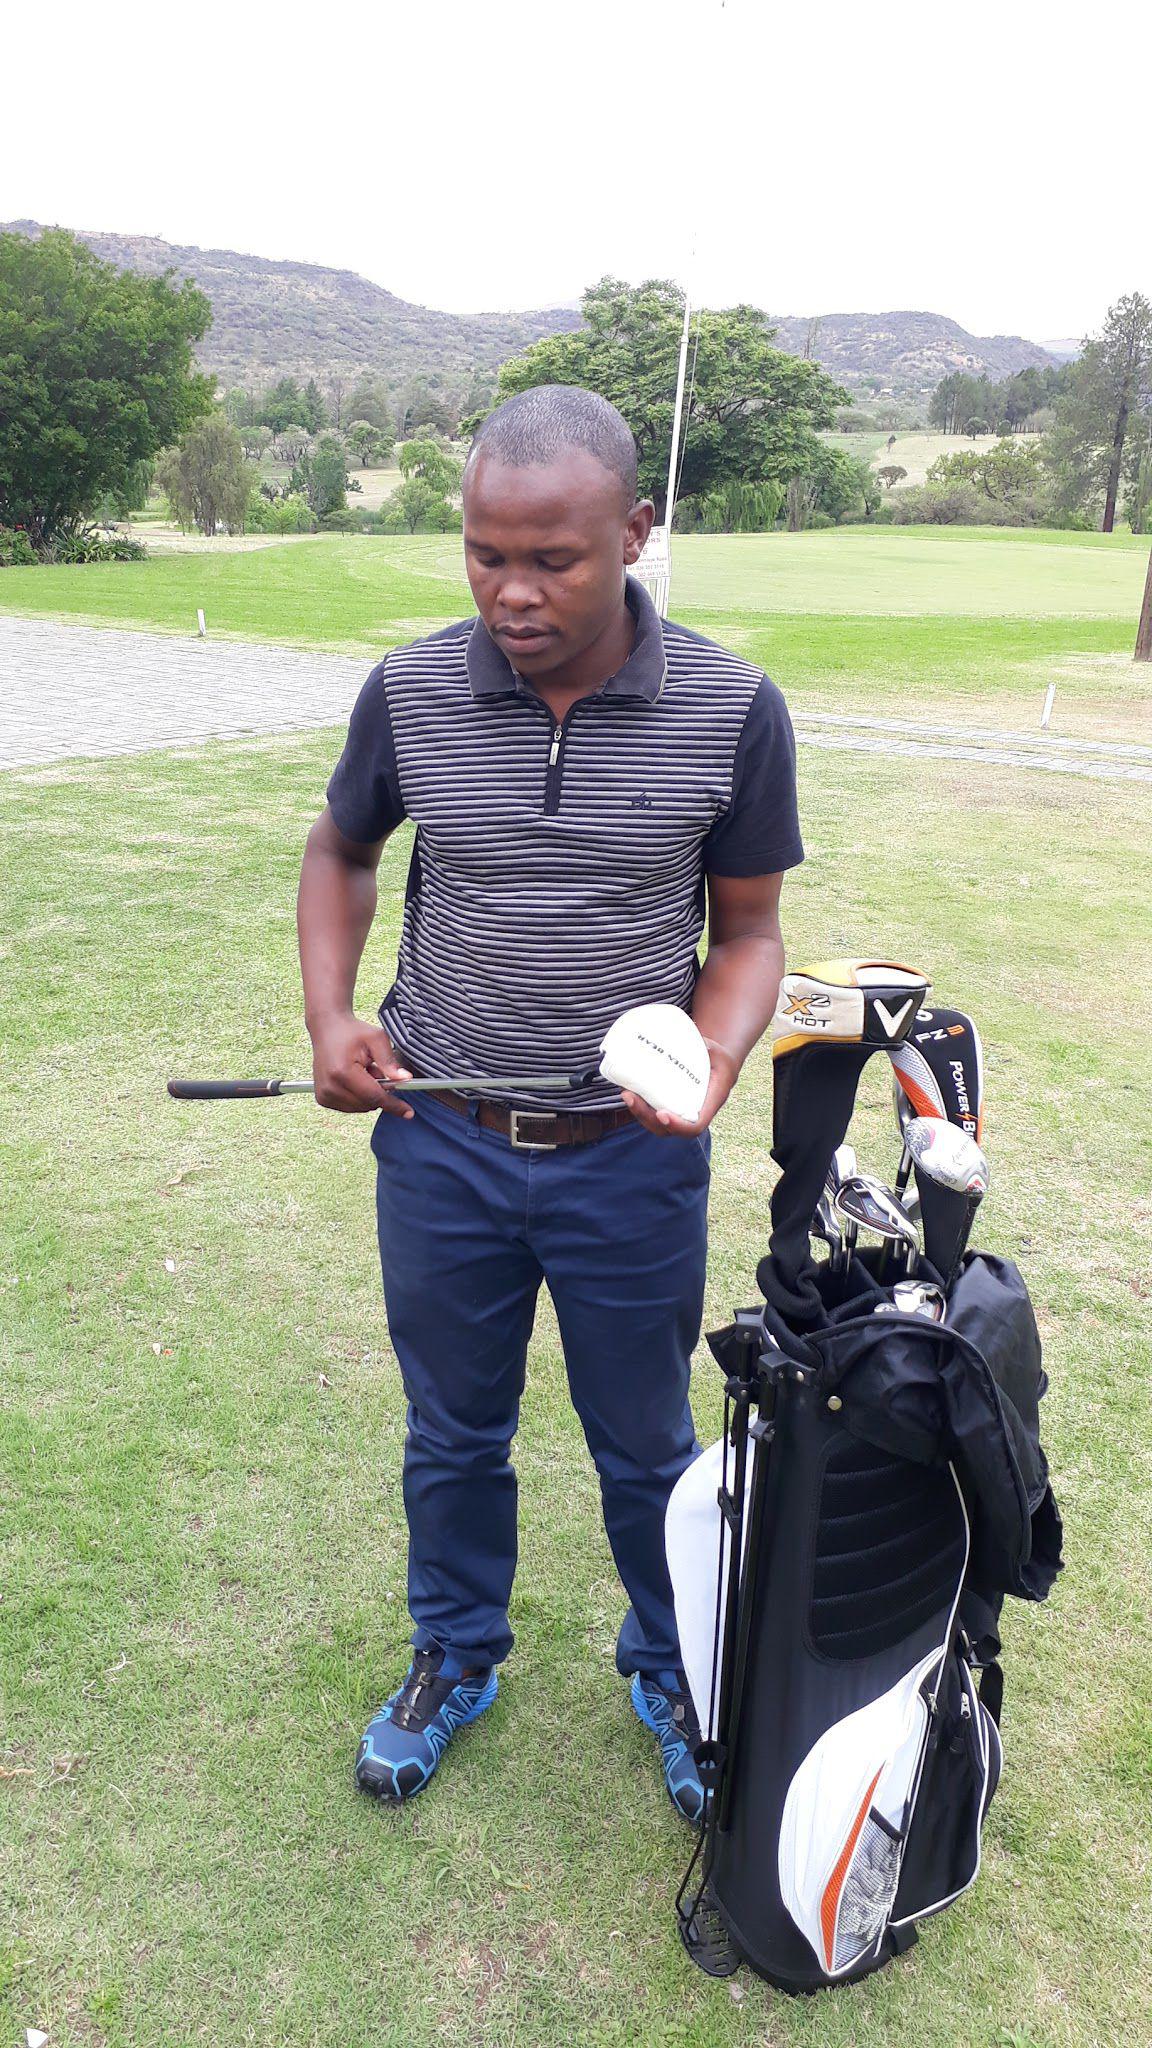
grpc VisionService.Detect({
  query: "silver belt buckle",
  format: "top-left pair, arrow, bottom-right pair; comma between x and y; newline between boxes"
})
509,1108 -> 559,1151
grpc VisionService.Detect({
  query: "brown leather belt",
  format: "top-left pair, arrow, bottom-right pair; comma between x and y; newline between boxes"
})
420,1083 -> 633,1149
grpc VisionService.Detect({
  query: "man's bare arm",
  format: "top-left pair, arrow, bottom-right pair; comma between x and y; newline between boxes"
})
619,871 -> 785,1136
296,806 -> 414,1116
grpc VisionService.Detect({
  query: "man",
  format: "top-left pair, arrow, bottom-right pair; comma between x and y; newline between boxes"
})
297,386 -> 803,1824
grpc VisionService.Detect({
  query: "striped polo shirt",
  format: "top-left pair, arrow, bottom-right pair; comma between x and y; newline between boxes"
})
326,573 -> 803,1110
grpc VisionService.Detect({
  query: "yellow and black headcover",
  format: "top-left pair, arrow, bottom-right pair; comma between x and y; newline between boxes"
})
762,960 -> 930,1327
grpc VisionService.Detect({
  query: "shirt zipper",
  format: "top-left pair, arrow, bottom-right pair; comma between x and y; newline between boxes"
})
544,709 -> 573,817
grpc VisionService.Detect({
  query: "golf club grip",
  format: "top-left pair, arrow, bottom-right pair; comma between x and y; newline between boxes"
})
167,1078 -> 300,1099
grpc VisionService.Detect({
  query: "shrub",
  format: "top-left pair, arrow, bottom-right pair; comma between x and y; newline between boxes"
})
318,507 -> 361,533
268,494 -> 316,534
0,526 -> 37,566
51,532 -> 148,563
891,482 -> 987,525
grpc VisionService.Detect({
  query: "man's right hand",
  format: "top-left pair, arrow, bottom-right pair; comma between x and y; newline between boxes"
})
308,1013 -> 415,1117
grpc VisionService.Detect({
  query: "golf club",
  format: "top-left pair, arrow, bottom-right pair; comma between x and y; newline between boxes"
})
168,1069 -> 601,1101
831,1173 -> 920,1278
824,1143 -> 858,1280
903,1116 -> 990,1291
874,1278 -> 946,1322
810,1188 -> 846,1280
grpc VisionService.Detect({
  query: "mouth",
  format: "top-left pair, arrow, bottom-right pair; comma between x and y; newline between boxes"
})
496,626 -> 556,652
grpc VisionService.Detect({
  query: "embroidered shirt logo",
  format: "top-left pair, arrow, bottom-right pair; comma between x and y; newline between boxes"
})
628,792 -> 654,810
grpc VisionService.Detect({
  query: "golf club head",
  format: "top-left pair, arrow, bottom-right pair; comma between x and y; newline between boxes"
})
599,1004 -> 710,1121
831,1174 -> 920,1253
903,1118 -> 990,1197
874,1279 -> 946,1322
810,1190 -> 846,1273
904,1119 -> 989,1291
826,1143 -> 858,1194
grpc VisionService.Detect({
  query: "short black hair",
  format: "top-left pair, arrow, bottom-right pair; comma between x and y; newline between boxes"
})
464,385 -> 638,510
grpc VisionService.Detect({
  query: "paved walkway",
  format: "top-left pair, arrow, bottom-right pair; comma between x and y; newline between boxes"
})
2,614 -> 1149,784
0,617 -> 367,769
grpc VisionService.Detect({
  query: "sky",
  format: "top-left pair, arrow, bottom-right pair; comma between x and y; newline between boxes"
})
6,0 -> 1148,346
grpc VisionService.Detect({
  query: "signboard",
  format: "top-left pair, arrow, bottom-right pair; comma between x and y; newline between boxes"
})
631,523 -> 671,618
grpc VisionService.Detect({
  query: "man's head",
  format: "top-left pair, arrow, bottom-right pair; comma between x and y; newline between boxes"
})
462,386 -> 654,674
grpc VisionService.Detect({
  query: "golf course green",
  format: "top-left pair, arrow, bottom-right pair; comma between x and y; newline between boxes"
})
2,528 -> 1150,2046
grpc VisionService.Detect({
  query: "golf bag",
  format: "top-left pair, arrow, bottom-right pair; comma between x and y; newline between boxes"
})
668,962 -> 1063,1992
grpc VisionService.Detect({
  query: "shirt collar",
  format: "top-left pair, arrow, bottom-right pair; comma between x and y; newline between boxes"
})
465,572 -> 667,704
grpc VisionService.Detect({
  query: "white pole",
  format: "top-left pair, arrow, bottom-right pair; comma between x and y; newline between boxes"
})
665,291 -> 693,529
1041,682 -> 1056,729
197,609 -> 207,638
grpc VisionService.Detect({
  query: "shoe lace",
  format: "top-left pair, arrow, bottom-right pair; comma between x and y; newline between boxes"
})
391,1648 -> 447,1731
664,1679 -> 702,1753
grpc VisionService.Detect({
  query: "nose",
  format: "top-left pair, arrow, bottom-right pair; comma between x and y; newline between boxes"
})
498,571 -> 546,615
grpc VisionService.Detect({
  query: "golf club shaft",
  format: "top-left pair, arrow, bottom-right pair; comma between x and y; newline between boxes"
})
168,1071 -> 596,1101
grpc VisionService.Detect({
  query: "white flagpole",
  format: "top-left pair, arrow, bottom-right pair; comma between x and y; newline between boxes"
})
665,287 -> 693,530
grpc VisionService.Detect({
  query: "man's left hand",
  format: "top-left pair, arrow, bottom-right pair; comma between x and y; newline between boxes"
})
620,1039 -> 740,1138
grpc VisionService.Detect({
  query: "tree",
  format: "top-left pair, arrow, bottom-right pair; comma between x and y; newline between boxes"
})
397,438 -> 462,496
0,227 -> 213,551
1135,545 -> 1152,660
1046,294 -> 1152,531
464,277 -> 846,523
293,433 -> 349,519
929,441 -> 1045,505
345,376 -> 394,432
156,412 -> 254,536
878,465 -> 907,489
1124,418 -> 1152,534
240,423 -> 272,462
272,424 -> 313,465
346,419 -> 387,467
260,376 -> 308,433
222,386 -> 258,429
396,376 -> 458,438
390,476 -> 442,532
301,378 -> 328,435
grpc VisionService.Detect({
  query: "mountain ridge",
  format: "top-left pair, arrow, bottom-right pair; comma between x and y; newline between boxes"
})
2,219 -> 1056,403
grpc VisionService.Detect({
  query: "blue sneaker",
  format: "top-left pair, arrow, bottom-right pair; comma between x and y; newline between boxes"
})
631,1667 -> 705,1826
354,1644 -> 498,1803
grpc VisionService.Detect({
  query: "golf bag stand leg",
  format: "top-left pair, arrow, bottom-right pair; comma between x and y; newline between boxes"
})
676,1312 -> 783,1977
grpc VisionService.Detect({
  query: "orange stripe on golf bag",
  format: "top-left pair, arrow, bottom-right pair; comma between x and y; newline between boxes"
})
820,1769 -> 883,1970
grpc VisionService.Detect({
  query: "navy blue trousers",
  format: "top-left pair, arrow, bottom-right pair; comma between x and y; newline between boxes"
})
371,1091 -> 710,1682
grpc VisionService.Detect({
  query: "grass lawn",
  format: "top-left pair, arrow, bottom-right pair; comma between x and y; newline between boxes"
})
827,432 -> 1037,489
2,709 -> 1150,2044
1,527 -> 1150,741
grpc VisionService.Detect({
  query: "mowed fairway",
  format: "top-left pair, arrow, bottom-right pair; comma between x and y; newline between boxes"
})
2,532 -> 1151,2045
2,526 -> 1149,740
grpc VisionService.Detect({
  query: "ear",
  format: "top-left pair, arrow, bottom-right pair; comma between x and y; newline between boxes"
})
623,499 -> 656,565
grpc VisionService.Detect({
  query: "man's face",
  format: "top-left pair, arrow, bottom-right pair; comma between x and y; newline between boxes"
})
463,449 -> 654,674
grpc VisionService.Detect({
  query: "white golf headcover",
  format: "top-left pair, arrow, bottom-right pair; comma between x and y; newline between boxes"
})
599,1004 -> 710,1122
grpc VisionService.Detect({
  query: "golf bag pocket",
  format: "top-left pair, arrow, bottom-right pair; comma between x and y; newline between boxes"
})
890,1652 -> 1001,1928
778,1650 -> 940,1978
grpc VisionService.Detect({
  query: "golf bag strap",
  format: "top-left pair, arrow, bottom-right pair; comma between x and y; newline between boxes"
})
978,1660 -> 1004,1726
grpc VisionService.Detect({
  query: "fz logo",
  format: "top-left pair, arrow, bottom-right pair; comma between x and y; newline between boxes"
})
913,1010 -> 967,1045
784,990 -> 833,1031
